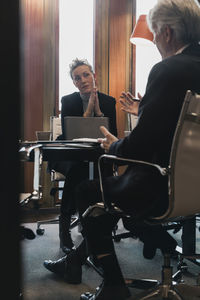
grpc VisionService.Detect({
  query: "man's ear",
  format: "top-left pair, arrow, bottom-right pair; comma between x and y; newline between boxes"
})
165,25 -> 173,43
73,79 -> 78,88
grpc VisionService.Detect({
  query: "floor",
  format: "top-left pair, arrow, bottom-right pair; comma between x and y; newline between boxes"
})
20,206 -> 200,300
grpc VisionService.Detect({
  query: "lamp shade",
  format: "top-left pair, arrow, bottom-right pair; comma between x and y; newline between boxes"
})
130,15 -> 154,45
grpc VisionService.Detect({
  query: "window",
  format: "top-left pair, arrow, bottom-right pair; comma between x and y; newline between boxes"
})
135,0 -> 161,96
59,0 -> 94,109
130,0 -> 161,130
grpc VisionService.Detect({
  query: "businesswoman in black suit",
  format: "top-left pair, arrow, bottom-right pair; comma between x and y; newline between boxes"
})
50,58 -> 117,254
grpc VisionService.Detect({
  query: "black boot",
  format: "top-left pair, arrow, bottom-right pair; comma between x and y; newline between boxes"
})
43,240 -> 87,283
122,218 -> 177,259
59,215 -> 74,254
141,225 -> 177,259
43,249 -> 82,284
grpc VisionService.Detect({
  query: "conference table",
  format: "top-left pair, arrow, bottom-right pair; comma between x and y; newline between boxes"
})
19,140 -> 199,265
19,140 -> 104,201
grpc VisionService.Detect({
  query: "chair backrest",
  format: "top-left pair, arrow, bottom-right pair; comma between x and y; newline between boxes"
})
50,170 -> 66,182
152,90 -> 200,222
50,116 -> 62,140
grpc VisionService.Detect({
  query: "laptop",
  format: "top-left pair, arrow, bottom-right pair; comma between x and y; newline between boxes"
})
64,116 -> 109,140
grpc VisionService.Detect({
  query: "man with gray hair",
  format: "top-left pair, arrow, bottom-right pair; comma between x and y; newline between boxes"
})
45,1 -> 200,299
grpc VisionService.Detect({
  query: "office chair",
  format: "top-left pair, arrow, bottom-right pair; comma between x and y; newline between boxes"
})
36,170 -> 79,235
83,90 -> 200,299
36,116 -> 80,235
36,116 -> 62,234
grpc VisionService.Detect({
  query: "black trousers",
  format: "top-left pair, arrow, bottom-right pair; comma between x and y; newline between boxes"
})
76,178 -> 119,255
48,160 -> 113,217
75,169 -> 169,256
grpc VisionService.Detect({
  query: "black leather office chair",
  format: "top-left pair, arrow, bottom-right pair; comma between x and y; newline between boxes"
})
84,90 -> 200,299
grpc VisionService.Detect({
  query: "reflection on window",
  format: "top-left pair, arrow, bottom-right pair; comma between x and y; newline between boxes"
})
136,0 -> 161,96
59,0 -> 94,109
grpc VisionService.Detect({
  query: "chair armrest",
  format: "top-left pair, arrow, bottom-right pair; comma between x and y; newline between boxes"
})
82,202 -> 124,218
19,144 -> 43,161
51,170 -> 66,181
97,154 -> 168,211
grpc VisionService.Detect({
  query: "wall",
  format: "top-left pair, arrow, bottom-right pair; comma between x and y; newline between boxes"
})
21,0 -> 136,206
20,0 -> 59,206
95,0 -> 136,138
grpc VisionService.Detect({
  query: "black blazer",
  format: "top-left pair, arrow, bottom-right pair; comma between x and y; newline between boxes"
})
59,91 -> 117,139
105,43 -> 200,217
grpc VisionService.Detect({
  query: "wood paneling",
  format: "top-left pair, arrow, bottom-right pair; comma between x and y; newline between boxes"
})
109,0 -> 134,138
22,0 -> 44,140
21,0 -> 58,139
20,0 -> 58,206
43,1 -> 59,129
95,0 -> 135,138
94,0 -> 109,94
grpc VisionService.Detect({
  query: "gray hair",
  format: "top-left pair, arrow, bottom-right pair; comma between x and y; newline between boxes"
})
69,58 -> 93,79
147,0 -> 200,44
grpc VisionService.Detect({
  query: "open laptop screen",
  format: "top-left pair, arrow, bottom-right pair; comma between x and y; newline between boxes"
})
64,116 -> 109,140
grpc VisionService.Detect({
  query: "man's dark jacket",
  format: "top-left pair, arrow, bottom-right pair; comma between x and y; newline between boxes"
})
105,43 -> 200,217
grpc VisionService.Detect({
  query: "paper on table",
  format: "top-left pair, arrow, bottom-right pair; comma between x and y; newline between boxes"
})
72,138 -> 100,143
64,143 -> 93,148
50,116 -> 62,140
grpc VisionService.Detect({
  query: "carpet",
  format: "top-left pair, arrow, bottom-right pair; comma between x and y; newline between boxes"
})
20,220 -> 200,300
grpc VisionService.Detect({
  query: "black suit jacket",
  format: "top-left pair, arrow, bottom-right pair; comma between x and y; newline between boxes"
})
104,43 -> 200,217
59,91 -> 117,139
51,91 -> 117,182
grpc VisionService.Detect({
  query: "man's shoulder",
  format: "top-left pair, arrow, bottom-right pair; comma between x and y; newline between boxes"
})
160,50 -> 196,74
150,54 -> 185,77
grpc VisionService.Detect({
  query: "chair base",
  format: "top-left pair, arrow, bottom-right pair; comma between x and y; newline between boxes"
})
85,256 -> 104,277
129,283 -> 200,300
86,256 -> 159,290
36,215 -> 79,235
129,253 -> 200,300
126,278 -> 159,290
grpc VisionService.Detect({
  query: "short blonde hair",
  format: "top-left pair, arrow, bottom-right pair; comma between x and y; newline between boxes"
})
69,58 -> 93,79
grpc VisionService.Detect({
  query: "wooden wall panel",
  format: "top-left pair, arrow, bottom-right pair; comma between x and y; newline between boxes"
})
109,0 -> 126,138
94,0 -> 109,94
20,0 -> 58,206
95,0 -> 135,139
22,0 -> 44,140
21,0 -> 44,195
43,1 -> 59,129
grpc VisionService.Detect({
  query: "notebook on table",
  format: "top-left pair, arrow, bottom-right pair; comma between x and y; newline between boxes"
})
64,116 -> 109,140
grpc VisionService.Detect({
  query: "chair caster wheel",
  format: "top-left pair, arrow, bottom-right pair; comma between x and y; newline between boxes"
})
80,291 -> 93,300
36,228 -> 45,235
177,261 -> 188,272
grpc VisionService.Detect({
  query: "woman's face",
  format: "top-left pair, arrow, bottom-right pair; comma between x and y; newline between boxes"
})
72,65 -> 94,95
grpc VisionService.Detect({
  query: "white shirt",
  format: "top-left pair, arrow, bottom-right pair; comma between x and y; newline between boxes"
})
175,44 -> 190,55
